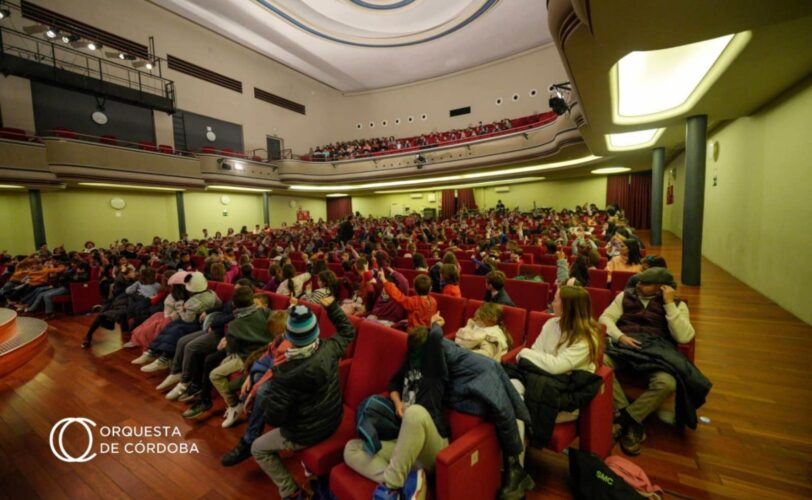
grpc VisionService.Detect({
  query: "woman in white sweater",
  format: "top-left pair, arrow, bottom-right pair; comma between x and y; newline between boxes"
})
517,285 -> 601,421
454,302 -> 512,361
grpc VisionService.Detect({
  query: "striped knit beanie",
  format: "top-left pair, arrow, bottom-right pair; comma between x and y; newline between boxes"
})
285,305 -> 320,347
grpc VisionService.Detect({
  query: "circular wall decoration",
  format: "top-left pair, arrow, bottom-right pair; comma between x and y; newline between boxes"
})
495,97 -> 503,105
356,122 -> 363,129
288,200 -> 297,208
420,114 -> 428,121
529,88 -> 538,97
394,118 -> 401,125
220,195 -> 231,205
512,93 -> 520,101
369,121 -> 375,128
381,120 -> 388,127
91,111 -> 108,125
110,197 -> 126,210
407,116 -> 414,123
205,126 -> 217,142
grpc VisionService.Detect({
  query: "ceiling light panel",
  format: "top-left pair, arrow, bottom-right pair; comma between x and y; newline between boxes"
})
591,167 -> 631,175
612,32 -> 750,125
606,128 -> 664,151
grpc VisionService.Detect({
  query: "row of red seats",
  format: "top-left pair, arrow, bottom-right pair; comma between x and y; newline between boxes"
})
199,146 -> 263,162
205,280 -> 612,498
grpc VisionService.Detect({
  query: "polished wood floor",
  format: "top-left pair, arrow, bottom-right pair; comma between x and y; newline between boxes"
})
1,231 -> 811,499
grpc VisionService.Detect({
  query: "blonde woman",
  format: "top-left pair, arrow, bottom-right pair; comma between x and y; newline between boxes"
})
454,302 -> 512,361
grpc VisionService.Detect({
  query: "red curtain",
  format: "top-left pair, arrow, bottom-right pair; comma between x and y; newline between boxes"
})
326,196 -> 352,222
606,174 -> 630,208
457,188 -> 477,211
627,172 -> 651,229
605,172 -> 652,229
441,189 -> 456,219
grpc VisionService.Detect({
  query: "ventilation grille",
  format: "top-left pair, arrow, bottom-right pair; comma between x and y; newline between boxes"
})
450,106 -> 471,117
21,1 -> 148,59
167,55 -> 242,93
254,87 -> 306,115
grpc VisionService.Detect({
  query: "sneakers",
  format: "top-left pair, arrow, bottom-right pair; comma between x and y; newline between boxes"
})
220,441 -> 252,467
141,356 -> 172,373
403,468 -> 427,500
498,456 -> 535,500
182,400 -> 213,419
131,351 -> 156,365
166,382 -> 188,401
121,340 -> 138,348
178,384 -> 202,402
372,485 -> 401,500
156,373 -> 182,391
222,404 -> 244,428
620,422 -> 647,456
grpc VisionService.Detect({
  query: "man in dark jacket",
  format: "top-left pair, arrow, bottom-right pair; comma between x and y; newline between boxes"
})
338,216 -> 355,243
251,296 -> 355,500
483,270 -> 515,307
600,268 -> 706,456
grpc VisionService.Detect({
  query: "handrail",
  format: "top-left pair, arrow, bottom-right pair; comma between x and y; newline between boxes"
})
40,129 -> 197,157
0,26 -> 174,100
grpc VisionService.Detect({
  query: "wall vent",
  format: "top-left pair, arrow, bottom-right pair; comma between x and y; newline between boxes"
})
449,106 -> 471,117
254,87 -> 306,115
167,55 -> 242,93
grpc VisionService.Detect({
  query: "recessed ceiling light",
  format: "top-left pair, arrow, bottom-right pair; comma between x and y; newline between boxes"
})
591,167 -> 631,175
606,128 -> 664,151
374,176 -> 546,195
289,155 -> 601,192
612,32 -> 750,125
78,182 -> 181,191
326,193 -> 349,197
206,185 -> 269,192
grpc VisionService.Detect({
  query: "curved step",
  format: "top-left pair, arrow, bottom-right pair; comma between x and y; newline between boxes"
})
0,308 -> 17,344
0,309 -> 49,378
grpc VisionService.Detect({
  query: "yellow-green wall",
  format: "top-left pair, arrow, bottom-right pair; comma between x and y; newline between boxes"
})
184,192 -> 264,238
41,189 -> 179,250
268,195 -> 327,227
663,81 -> 812,325
0,191 -> 35,255
352,177 -> 608,218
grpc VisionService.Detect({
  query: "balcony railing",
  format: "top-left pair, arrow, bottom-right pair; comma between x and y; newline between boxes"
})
0,26 -> 175,112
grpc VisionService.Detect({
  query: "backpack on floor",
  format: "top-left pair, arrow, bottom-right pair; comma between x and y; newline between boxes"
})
606,456 -> 663,499
568,449 -> 645,500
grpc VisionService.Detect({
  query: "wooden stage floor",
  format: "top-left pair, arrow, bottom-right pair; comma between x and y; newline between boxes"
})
1,232 -> 810,499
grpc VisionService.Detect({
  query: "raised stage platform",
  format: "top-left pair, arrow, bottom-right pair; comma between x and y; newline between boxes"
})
0,308 -> 49,378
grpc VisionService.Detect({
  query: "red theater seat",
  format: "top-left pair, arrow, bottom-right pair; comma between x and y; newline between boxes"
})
430,293 -> 467,337
460,274 -> 486,300
504,279 -> 549,313
158,144 -> 174,154
463,299 -> 526,347
214,283 -> 235,303
610,270 -> 638,295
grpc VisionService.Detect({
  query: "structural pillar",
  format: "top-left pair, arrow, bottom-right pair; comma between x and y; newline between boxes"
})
262,192 -> 270,226
650,147 -> 665,247
28,189 -> 46,249
176,192 -> 186,238
681,115 -> 707,286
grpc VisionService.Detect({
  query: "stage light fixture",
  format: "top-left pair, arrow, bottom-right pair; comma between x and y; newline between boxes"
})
45,27 -> 59,39
61,33 -> 80,43
0,6 -> 11,20
548,82 -> 572,116
145,61 -> 153,70
87,41 -> 100,51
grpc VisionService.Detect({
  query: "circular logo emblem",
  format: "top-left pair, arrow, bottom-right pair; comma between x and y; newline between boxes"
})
49,418 -> 97,462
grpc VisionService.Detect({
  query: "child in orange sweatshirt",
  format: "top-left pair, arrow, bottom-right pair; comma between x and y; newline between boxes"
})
381,271 -> 437,329
441,263 -> 462,298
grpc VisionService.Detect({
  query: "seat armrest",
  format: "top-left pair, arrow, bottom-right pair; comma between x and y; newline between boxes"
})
435,424 -> 502,500
577,365 -> 614,458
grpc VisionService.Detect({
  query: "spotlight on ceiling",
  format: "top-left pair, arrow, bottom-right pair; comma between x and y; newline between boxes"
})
87,41 -> 100,51
61,33 -> 80,43
548,82 -> 572,116
45,27 -> 59,39
117,52 -> 136,61
145,61 -> 153,70
0,5 -> 11,20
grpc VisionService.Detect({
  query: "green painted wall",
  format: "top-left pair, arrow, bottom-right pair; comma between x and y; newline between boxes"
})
41,189 -> 178,250
0,191 -> 35,255
663,81 -> 812,325
268,195 -> 327,227
184,192 -> 264,238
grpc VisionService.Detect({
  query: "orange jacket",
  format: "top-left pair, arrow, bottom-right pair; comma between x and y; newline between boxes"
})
383,281 -> 437,329
442,284 -> 462,298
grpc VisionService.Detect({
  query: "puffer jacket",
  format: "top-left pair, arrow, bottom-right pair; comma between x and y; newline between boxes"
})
260,301 -> 355,446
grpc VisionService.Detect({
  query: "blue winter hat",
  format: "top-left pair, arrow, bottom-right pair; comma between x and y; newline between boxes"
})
286,305 -> 320,347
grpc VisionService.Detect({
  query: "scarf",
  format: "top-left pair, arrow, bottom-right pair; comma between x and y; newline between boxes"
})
285,339 -> 320,361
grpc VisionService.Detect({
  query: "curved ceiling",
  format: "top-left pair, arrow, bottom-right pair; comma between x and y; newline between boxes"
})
150,0 -> 552,91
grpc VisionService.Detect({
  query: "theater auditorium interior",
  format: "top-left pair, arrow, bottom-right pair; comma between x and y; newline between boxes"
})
0,0 -> 811,498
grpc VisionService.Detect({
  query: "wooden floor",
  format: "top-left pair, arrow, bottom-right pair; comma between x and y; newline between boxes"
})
1,231 -> 811,499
